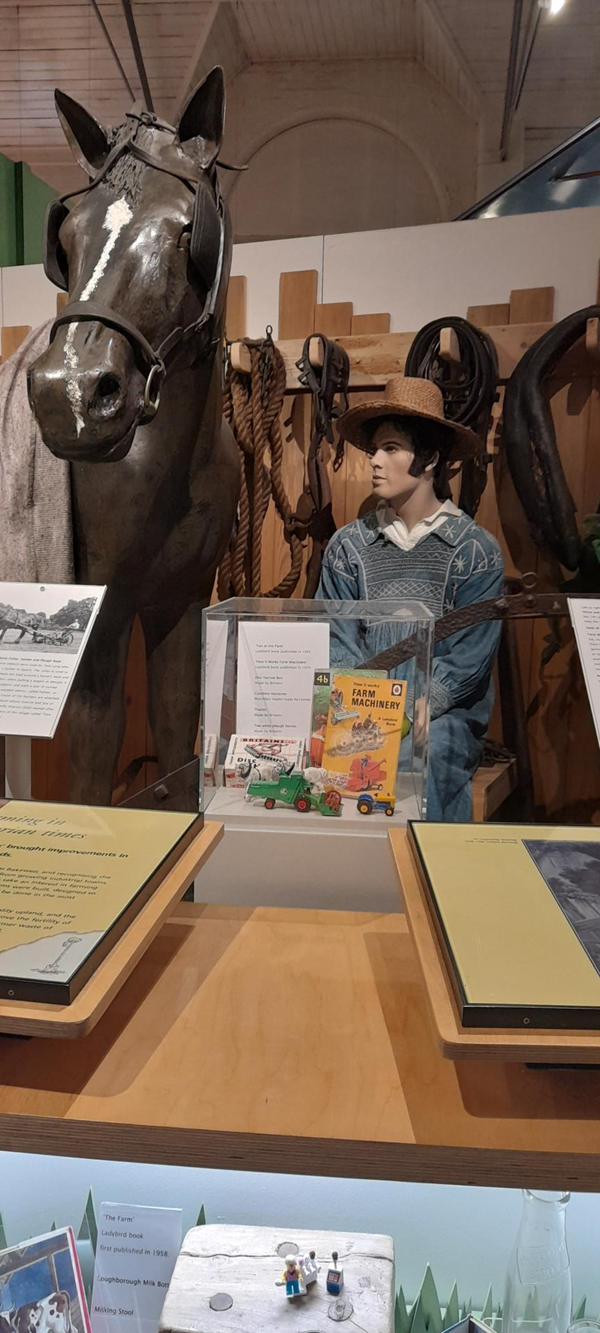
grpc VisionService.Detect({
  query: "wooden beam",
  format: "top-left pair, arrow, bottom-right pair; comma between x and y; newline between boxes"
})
278,270 -> 318,340
277,323 -> 576,392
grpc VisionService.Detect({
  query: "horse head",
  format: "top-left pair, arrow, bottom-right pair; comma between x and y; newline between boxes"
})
28,67 -> 231,463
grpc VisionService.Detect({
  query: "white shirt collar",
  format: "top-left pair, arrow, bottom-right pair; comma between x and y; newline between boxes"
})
376,498 -> 462,551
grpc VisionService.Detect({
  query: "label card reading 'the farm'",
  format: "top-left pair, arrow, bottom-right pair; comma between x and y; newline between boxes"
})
91,1202 -> 182,1333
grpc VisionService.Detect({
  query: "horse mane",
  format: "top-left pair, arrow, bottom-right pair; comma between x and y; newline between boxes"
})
103,121 -> 148,204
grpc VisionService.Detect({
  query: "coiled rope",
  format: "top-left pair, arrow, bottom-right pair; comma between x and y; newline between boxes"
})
218,332 -> 304,599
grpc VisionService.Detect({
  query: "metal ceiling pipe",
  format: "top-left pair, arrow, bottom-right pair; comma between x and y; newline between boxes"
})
120,0 -> 154,112
89,0 -> 135,101
499,0 -> 524,161
514,4 -> 542,114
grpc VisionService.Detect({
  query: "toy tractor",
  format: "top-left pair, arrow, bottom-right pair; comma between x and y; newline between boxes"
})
247,771 -> 342,816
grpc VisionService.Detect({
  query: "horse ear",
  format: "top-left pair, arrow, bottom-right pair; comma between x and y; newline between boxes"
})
55,89 -> 110,175
176,66 -> 225,169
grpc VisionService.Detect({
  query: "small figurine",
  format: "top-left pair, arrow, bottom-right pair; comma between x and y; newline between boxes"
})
326,1251 -> 344,1296
278,1255 -> 305,1299
276,1249 -> 320,1300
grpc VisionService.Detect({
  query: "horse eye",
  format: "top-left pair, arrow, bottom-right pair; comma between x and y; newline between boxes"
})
178,228 -> 191,252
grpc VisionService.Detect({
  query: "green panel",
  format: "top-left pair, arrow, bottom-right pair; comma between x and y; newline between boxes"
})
0,153 -> 17,266
21,162 -> 57,265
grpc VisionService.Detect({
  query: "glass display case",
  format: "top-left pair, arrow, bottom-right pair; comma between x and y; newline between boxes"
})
201,597 -> 433,833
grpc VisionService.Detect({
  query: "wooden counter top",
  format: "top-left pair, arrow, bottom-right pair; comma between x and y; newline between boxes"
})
1,891 -> 600,1186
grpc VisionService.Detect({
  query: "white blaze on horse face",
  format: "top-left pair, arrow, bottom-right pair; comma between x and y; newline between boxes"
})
64,197 -> 133,436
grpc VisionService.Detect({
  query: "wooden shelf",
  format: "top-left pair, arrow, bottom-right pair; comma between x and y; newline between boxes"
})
2,881 -> 600,1187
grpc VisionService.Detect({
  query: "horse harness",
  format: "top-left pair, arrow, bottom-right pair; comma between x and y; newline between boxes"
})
289,335 -> 350,596
41,106 -> 230,421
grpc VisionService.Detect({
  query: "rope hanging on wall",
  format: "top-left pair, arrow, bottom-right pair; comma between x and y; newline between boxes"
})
405,316 -> 499,516
218,331 -> 304,599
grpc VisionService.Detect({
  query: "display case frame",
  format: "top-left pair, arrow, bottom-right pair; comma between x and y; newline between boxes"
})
201,597 -> 434,835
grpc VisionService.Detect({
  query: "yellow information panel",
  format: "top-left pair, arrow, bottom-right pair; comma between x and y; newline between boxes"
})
409,822 -> 600,1028
0,801 -> 198,1004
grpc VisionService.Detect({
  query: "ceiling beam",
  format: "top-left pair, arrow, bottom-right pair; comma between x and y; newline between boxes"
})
418,0 -> 482,117
174,0 -> 221,117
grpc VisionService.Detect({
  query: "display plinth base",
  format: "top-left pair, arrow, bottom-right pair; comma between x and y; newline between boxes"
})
198,783 -> 419,911
0,821 -> 223,1039
390,827 -> 600,1065
160,1224 -> 395,1333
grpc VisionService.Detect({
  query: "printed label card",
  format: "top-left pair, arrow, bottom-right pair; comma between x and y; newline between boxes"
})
90,1202 -> 182,1333
0,581 -> 106,738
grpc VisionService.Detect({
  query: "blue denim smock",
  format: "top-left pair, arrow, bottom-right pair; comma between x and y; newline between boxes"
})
316,507 -> 504,821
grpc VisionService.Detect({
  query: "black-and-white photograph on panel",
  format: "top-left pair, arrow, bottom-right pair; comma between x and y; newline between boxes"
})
0,583 -> 106,739
525,840 -> 600,976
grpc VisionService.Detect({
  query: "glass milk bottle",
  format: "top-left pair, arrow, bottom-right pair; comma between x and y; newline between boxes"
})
502,1191 -> 572,1333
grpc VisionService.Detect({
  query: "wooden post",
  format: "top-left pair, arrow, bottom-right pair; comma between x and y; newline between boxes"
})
439,326 -> 460,363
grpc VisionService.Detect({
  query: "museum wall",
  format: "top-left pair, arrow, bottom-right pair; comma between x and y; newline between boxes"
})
1,1153 -> 600,1312
221,59 -> 476,240
2,205 -> 598,335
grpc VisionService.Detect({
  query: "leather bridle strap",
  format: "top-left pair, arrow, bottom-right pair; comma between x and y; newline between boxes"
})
51,301 -> 165,374
48,118 -> 226,409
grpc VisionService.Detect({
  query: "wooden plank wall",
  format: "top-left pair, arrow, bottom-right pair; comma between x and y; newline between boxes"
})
3,271 -> 600,819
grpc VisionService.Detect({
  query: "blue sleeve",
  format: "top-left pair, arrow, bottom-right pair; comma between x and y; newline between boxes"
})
316,533 -> 364,667
430,536 -> 504,720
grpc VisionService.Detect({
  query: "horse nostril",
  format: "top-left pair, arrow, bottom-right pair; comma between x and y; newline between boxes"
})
97,373 -> 121,400
91,371 -> 124,419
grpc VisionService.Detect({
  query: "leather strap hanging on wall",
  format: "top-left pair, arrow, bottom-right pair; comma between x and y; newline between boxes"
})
404,316 -> 499,516
288,335 -> 350,597
218,331 -> 304,599
503,305 -> 600,572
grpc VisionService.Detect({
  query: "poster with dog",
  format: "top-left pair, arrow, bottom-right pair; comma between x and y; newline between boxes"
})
0,1227 -> 90,1333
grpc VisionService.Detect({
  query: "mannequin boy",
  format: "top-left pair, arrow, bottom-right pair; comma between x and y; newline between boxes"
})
317,376 -> 504,821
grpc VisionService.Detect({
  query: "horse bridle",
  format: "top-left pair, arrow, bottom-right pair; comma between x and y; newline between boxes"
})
42,107 -> 230,422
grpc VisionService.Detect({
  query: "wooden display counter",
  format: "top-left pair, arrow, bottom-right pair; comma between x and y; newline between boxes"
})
1,884 -> 600,1187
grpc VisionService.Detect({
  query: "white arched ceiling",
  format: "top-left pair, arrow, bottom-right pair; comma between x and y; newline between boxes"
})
227,117 -> 444,243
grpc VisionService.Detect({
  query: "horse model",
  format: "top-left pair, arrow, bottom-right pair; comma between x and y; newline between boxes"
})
23,68 -> 239,804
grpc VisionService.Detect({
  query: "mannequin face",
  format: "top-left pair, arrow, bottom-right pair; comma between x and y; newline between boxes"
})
367,420 -> 437,507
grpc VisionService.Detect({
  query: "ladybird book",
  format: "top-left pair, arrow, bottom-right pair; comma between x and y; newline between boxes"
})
309,668 -> 386,766
0,1226 -> 91,1333
321,674 -> 407,804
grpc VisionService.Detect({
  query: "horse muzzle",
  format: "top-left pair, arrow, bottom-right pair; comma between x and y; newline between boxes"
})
27,328 -> 147,461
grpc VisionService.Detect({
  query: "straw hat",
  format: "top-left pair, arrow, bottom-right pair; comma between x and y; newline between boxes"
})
337,376 -> 479,462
